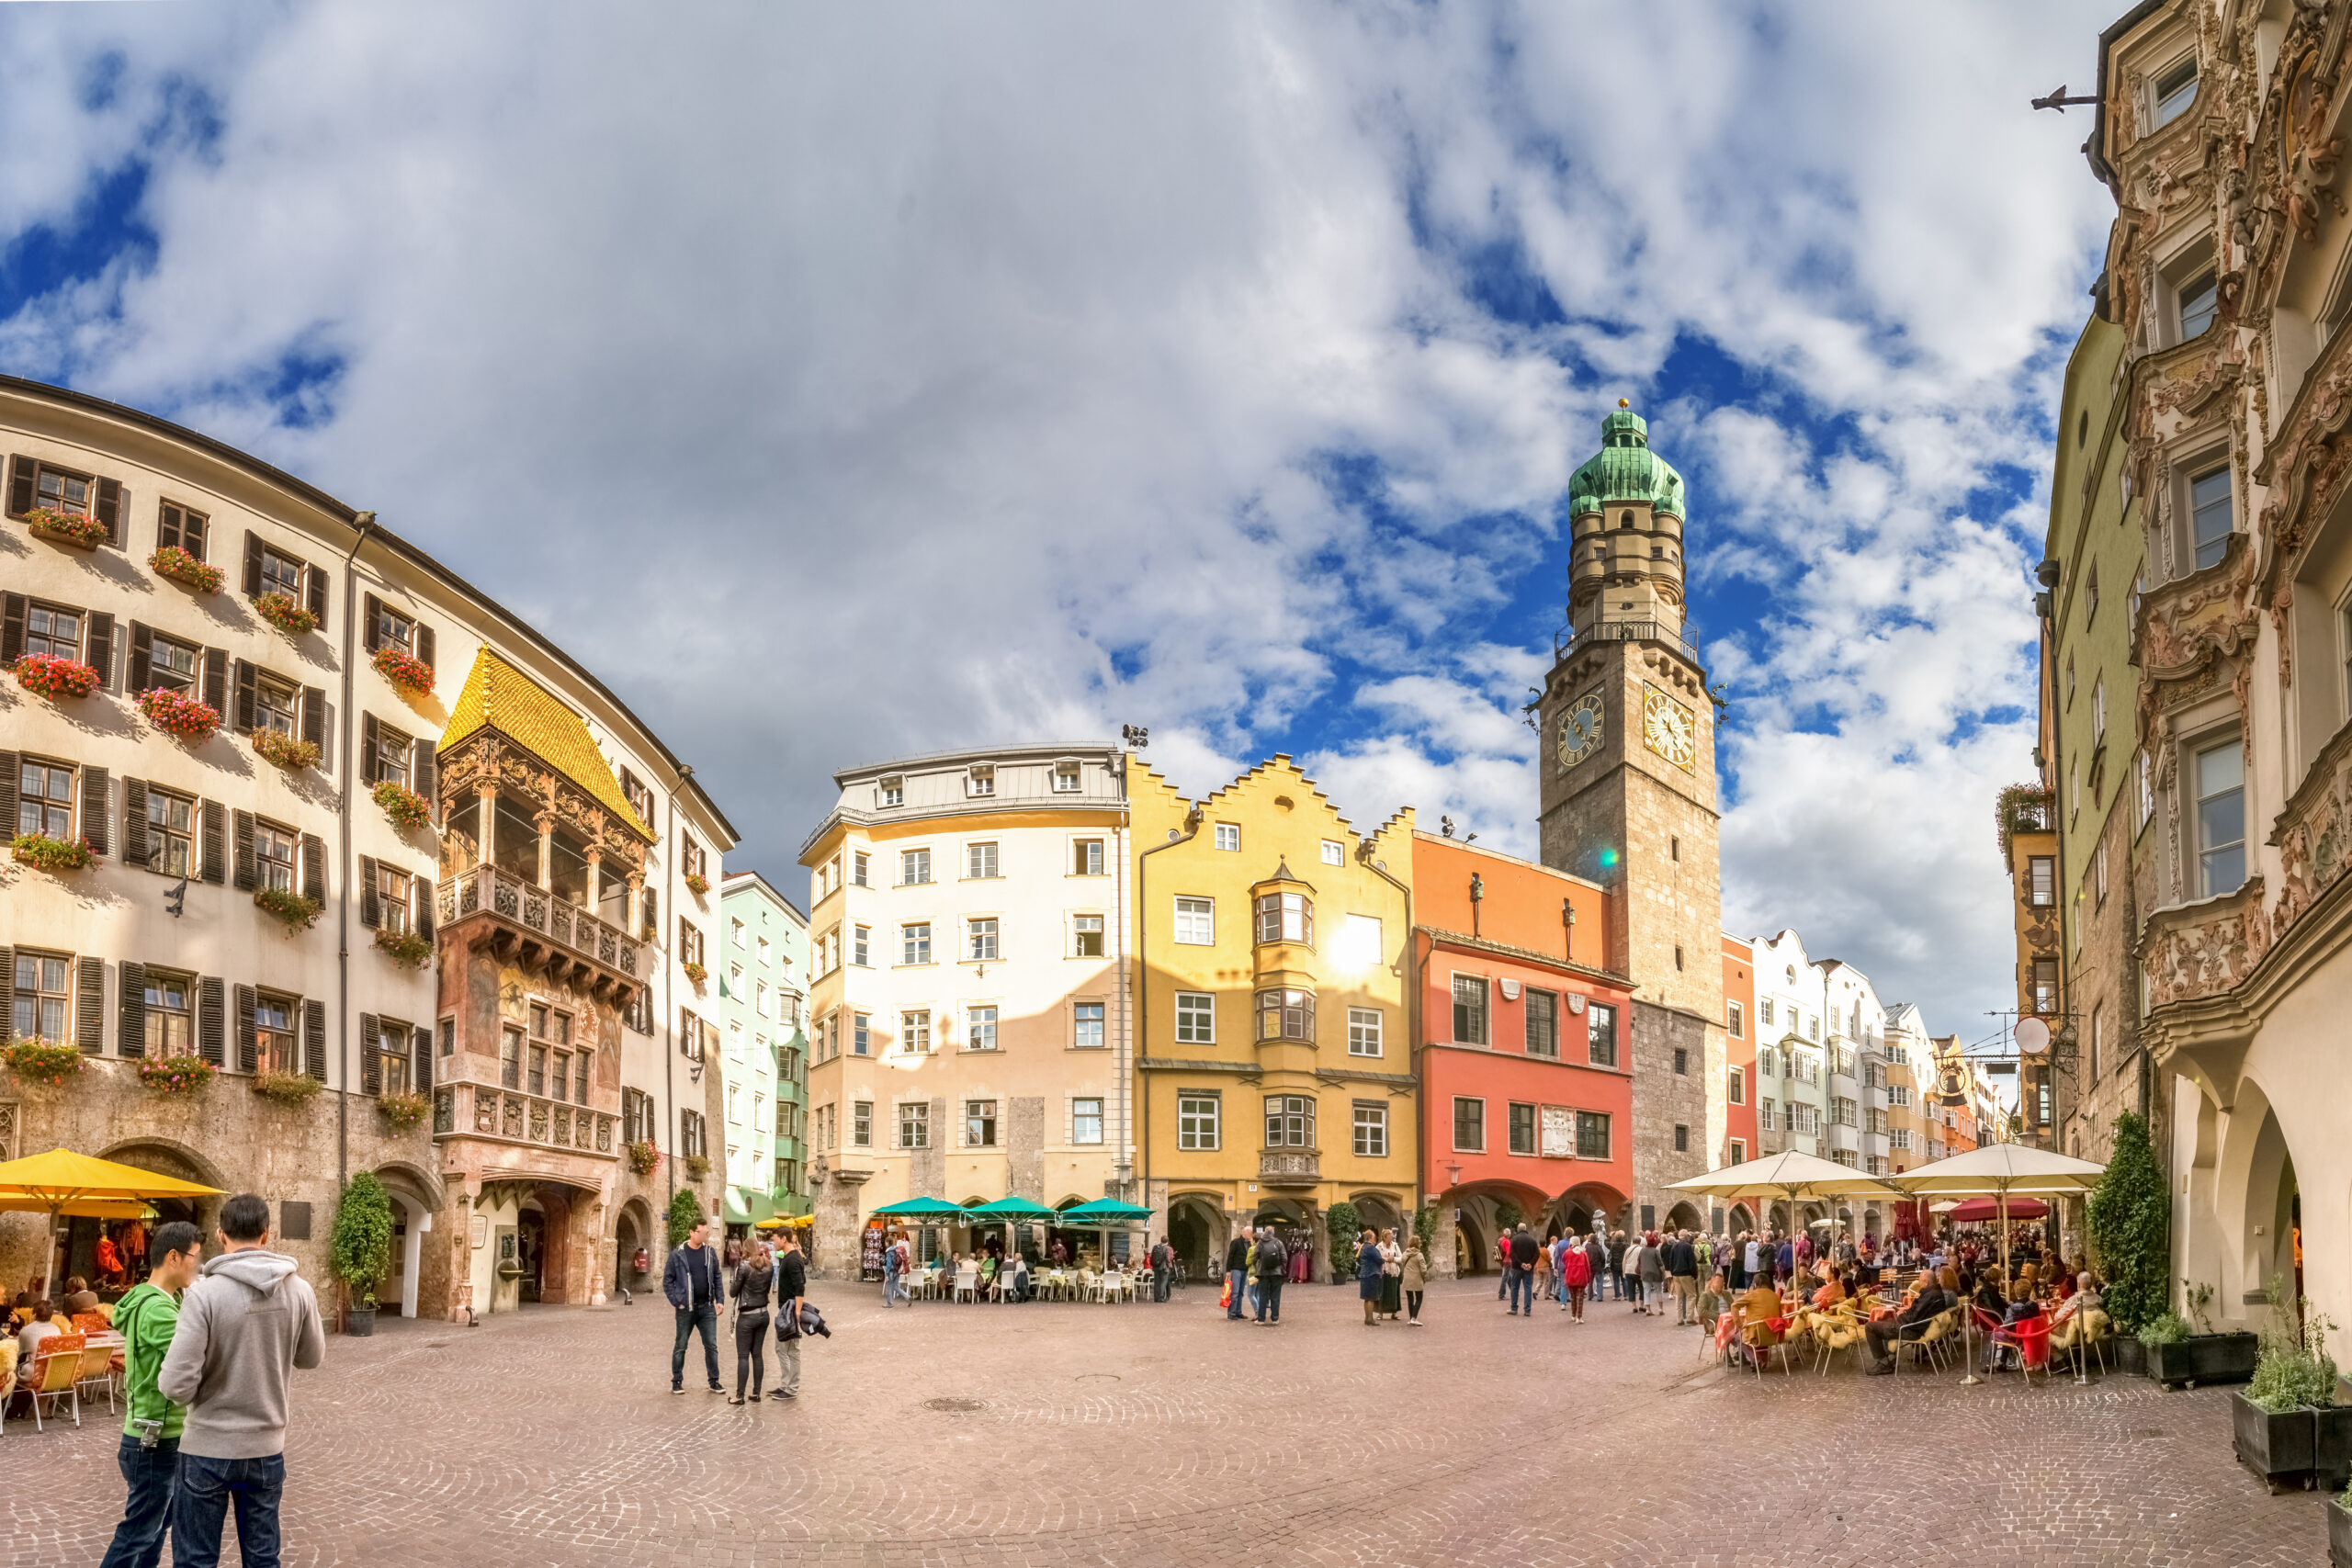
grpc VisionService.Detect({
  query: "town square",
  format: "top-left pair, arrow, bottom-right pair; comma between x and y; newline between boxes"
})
1,1 -> 2349,1564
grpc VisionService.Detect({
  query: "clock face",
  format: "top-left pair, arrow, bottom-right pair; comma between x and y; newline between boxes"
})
1642,684 -> 1697,772
1556,692 -> 1604,771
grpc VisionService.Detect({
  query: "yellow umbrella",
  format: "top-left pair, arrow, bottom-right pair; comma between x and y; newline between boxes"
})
0,1147 -> 221,1291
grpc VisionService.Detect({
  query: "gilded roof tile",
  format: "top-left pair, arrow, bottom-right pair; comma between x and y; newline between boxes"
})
438,646 -> 655,840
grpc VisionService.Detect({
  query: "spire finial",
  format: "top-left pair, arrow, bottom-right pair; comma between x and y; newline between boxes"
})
1618,397 -> 1630,409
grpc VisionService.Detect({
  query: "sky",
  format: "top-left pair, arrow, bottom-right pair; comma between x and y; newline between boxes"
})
0,0 -> 2121,1041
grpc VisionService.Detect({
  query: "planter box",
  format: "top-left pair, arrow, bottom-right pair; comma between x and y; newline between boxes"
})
2317,1404 -> 2352,1489
2147,1332 -> 2259,1388
2234,1393 -> 2317,1492
2329,1498 -> 2352,1568
2113,1337 -> 2145,1376
346,1306 -> 377,1337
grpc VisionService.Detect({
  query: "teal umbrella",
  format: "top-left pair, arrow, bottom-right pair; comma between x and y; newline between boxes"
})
870,1197 -> 969,1221
1060,1200 -> 1154,1276
966,1197 -> 1057,1285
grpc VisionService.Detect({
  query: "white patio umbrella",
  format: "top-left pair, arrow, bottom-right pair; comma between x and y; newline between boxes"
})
1668,1151 -> 1902,1361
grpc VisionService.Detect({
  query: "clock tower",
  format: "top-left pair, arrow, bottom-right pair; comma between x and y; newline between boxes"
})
1537,401 -> 1725,1214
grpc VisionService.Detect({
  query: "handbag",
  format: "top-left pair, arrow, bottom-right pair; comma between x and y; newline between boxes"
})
1219,1279 -> 1234,1311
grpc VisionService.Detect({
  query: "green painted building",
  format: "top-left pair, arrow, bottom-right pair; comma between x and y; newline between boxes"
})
718,871 -> 810,1228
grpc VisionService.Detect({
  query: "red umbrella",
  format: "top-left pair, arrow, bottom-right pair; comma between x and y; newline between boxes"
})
1946,1195 -> 2047,1224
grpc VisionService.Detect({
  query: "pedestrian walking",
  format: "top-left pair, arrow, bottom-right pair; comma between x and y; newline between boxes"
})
1377,1228 -> 1404,1321
727,1239 -> 774,1404
1666,1230 -> 1700,1325
1495,1234 -> 1510,1301
1637,1231 -> 1666,1316
1151,1237 -> 1175,1303
1560,1230 -> 1591,1322
1401,1237 -> 1428,1325
1252,1227 -> 1287,1325
664,1217 -> 726,1395
772,1230 -> 807,1400
1225,1225 -> 1250,1321
158,1193 -> 324,1568
1583,1231 -> 1609,1307
1356,1227 -> 1383,1326
1506,1224 -> 1538,1316
100,1221 -> 201,1568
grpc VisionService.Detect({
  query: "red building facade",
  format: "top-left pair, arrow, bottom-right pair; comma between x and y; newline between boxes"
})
1722,935 -> 1757,1167
1413,833 -> 1636,1275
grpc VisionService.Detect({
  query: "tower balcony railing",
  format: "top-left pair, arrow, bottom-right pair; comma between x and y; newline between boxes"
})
438,863 -> 643,995
1555,617 -> 1702,669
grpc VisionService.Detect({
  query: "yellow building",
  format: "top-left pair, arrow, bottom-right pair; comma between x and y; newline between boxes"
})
1130,756 -> 1416,1281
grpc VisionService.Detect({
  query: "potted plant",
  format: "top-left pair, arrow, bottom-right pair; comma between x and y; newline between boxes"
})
682,961 -> 707,988
2330,1480 -> 2352,1567
11,832 -> 96,874
23,506 -> 107,548
626,1139 -> 659,1176
329,1172 -> 395,1337
2233,1280 -> 2344,1492
253,591 -> 318,637
376,1090 -> 431,1131
252,729 -> 321,772
138,687 -> 222,742
664,1188 -> 705,1247
373,928 -> 434,969
2089,1109 -> 2169,1375
374,778 -> 432,831
135,1055 -> 218,1096
255,886 -> 322,933
252,1069 -> 322,1105
684,872 -> 710,897
1324,1201 -> 1361,1284
2143,1280 -> 2262,1388
4,1038 -> 86,1087
684,1153 -> 711,1182
149,545 -> 224,593
13,651 -> 100,700
372,644 -> 434,696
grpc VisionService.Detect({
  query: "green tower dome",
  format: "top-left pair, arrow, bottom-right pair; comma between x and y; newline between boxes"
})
1566,401 -> 1685,521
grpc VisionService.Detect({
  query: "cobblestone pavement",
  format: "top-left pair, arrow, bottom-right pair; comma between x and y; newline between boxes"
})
3,1277 -> 2333,1566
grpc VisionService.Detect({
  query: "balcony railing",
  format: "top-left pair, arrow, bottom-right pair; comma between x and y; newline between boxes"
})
438,864 -> 641,981
1555,617 -> 1702,669
434,1080 -> 616,1157
1259,1148 -> 1319,1185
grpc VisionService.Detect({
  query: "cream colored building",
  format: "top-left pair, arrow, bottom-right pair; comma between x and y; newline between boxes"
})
799,744 -> 1130,1273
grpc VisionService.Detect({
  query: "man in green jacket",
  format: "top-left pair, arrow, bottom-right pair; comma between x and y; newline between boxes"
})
101,1220 -> 203,1568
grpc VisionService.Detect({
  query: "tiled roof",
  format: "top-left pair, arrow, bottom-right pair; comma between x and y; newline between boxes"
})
438,646 -> 655,840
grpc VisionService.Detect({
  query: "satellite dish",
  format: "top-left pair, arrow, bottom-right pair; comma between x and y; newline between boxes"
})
2015,1017 -> 2050,1055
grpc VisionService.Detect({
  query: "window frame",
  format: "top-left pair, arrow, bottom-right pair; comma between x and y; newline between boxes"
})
1346,1006 -> 1382,1057
1586,1000 -> 1617,1067
1172,896 -> 1215,946
1451,1095 -> 1485,1153
1351,1100 -> 1388,1158
1176,1090 -> 1220,1151
1451,974 -> 1489,1045
1174,991 -> 1215,1044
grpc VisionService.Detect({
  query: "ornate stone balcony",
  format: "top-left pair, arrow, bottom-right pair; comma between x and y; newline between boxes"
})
2143,877 -> 2270,1012
1259,1148 -> 1319,1187
433,1080 -> 616,1160
438,864 -> 642,1004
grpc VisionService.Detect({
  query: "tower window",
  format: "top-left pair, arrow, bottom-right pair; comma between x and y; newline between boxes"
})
1670,836 -> 1679,861
1620,513 -> 1634,529
1675,945 -> 1685,970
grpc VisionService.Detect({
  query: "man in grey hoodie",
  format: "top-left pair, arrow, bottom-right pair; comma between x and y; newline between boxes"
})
160,1193 -> 325,1568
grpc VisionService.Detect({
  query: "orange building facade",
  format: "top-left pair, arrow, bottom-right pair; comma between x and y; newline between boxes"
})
1722,936 -> 1757,1167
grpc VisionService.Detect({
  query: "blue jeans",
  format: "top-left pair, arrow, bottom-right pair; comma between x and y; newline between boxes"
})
1226,1269 -> 1247,1318
101,1435 -> 178,1568
1507,1269 -> 1532,1314
672,1302 -> 720,1389
171,1452 -> 283,1568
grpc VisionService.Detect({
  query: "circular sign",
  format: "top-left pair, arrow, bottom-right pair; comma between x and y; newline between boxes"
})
2015,1017 -> 2050,1055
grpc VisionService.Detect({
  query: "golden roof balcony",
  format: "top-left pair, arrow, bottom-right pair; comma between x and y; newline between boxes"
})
438,863 -> 643,1006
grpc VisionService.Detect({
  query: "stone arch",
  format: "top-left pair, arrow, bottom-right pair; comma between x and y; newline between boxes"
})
614,1195 -> 657,1294
1666,1201 -> 1702,1234
1166,1191 -> 1227,1279
368,1162 -> 445,1321
97,1137 -> 229,1236
1349,1190 -> 1403,1239
2220,1080 -> 2300,1323
1729,1202 -> 1757,1235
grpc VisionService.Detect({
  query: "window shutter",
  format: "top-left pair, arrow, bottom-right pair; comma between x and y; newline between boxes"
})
235,985 -> 257,1072
81,766 -> 108,857
200,800 -> 226,885
301,831 -> 325,905
198,976 -> 226,1066
233,660 -> 255,732
128,622 -> 153,694
201,647 -> 227,715
86,613 -> 113,690
361,1013 -> 381,1094
360,712 -> 379,785
119,961 -> 146,1059
122,778 -> 149,867
233,810 -> 256,890
641,886 -> 657,940
243,531 -> 264,597
304,998 -> 327,1082
0,750 -> 17,837
302,685 -> 326,752
305,565 -> 327,631
359,855 -> 380,927
6,456 -> 31,517
415,1022 -> 432,1093
413,742 -> 435,809
0,948 -> 12,1039
416,621 -> 435,674
416,879 -> 435,942
94,478 -> 121,546
1,593 -> 24,665
76,956 -> 105,1055
364,593 -> 382,653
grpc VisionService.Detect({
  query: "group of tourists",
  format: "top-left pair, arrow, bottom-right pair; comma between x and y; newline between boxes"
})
664,1218 -> 818,1404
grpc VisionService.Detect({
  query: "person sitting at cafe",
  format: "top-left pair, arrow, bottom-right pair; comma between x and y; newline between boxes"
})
1009,1254 -> 1032,1303
1811,1269 -> 1848,1312
977,1253 -> 1000,1292
2008,1261 -> 2040,1304
1865,1272 -> 1956,1374
17,1299 -> 65,1362
1731,1274 -> 1782,1364
2051,1273 -> 2105,1337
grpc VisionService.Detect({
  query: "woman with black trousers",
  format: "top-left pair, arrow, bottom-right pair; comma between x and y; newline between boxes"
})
728,1239 -> 775,1404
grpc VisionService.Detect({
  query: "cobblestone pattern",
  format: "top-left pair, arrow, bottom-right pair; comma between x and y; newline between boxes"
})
4,1277 -> 2327,1566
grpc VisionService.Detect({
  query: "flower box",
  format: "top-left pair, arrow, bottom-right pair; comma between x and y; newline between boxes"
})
377,1090 -> 432,1131
373,928 -> 434,969
11,832 -> 95,874
136,1055 -> 218,1096
13,652 -> 100,700
24,507 -> 107,548
2148,1332 -> 2260,1389
684,873 -> 710,897
3,1039 -> 85,1087
255,886 -> 322,932
253,592 -> 319,637
252,1069 -> 322,1105
252,729 -> 321,772
684,1154 -> 710,1182
374,779 -> 432,831
372,644 -> 435,696
626,1140 -> 659,1176
2235,1391 -> 2321,1493
149,546 -> 224,594
138,686 -> 222,742
683,962 -> 707,988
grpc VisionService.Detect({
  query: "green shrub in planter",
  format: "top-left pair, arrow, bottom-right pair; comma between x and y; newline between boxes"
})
253,1069 -> 322,1105
2088,1111 -> 2170,1336
255,886 -> 322,932
331,1172 -> 395,1313
1324,1201 -> 1361,1280
664,1187 -> 705,1247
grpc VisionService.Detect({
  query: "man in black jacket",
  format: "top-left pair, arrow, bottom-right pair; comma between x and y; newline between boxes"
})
1506,1225 -> 1539,1316
1665,1230 -> 1701,1325
1865,1277 -> 1955,1374
772,1231 -> 807,1401
1252,1229 -> 1287,1325
663,1219 -> 725,1395
1225,1227 -> 1251,1321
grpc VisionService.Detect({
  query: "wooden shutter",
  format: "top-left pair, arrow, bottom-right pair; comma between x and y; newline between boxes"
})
119,961 -> 146,1059
360,712 -> 379,785
305,565 -> 327,631
413,742 -> 435,810
0,750 -> 17,839
85,613 -> 113,691
361,1013 -> 381,1094
76,956 -> 105,1055
158,502 -> 183,552
198,977 -> 225,1066
301,832 -> 325,905
301,685 -> 325,752
200,800 -> 226,885
235,984 -> 257,1072
94,478 -> 121,546
201,647 -> 227,715
358,855 -> 380,927
415,1022 -> 433,1094
304,998 -> 327,1082
6,456 -> 31,517
81,766 -> 108,857
127,622 -> 153,694
0,948 -> 11,1041
122,778 -> 149,867
232,660 -> 255,732
363,593 -> 382,653
233,810 -> 256,890
0,592 -> 24,664
243,531 -> 263,596
416,878 -> 435,942
416,621 -> 435,675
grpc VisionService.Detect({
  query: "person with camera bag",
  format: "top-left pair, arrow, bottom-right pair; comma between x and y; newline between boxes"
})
100,1221 -> 202,1568
772,1230 -> 807,1400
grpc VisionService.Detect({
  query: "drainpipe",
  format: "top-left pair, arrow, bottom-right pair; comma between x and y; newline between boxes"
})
335,513 -> 377,1197
1110,747 -> 1132,1199
1135,803 -> 1203,1224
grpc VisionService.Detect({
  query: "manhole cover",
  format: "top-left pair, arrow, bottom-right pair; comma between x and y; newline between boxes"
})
1074,1373 -> 1122,1384
924,1397 -> 986,1412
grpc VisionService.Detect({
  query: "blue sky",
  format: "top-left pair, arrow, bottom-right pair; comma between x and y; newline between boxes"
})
0,0 -> 2121,1035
